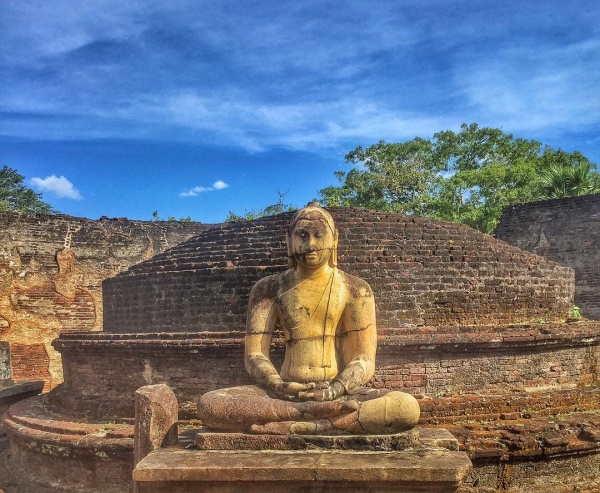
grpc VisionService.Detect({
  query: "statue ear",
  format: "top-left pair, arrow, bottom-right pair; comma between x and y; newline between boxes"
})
329,231 -> 339,267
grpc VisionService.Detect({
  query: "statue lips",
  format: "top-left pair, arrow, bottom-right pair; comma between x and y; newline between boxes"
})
299,251 -> 327,268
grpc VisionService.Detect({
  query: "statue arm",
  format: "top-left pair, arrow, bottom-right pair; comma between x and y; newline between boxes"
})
244,278 -> 282,389
335,281 -> 377,394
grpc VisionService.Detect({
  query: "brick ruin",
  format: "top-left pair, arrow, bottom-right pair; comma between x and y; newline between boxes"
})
103,209 -> 574,333
495,193 -> 600,320
1,207 -> 599,492
0,212 -> 209,390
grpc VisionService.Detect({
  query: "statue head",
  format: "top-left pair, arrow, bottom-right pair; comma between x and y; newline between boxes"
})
287,202 -> 338,269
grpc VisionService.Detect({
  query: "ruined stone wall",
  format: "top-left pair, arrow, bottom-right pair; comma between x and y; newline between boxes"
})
0,212 -> 210,389
50,323 -> 599,419
495,194 -> 600,320
104,209 -> 575,333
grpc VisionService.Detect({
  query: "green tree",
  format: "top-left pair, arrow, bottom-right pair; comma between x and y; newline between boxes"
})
0,165 -> 55,214
537,150 -> 600,199
319,138 -> 439,215
426,124 -> 543,232
319,124 -> 599,233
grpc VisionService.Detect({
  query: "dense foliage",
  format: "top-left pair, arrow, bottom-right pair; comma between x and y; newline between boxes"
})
319,124 -> 600,233
0,165 -> 55,214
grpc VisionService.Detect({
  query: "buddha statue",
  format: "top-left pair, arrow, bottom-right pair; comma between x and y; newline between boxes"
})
197,203 -> 420,435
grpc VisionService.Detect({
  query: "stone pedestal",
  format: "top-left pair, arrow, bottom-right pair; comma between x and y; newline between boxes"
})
134,428 -> 471,493
134,443 -> 471,493
132,384 -> 472,493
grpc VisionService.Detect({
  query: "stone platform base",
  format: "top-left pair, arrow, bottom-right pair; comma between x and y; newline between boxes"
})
134,428 -> 471,493
3,396 -> 133,493
134,446 -> 472,493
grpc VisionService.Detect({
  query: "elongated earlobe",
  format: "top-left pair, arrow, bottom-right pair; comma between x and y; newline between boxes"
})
329,231 -> 339,267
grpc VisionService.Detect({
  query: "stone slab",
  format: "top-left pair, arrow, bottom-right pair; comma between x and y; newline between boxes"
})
417,427 -> 459,451
0,381 -> 44,399
196,429 -> 421,451
134,447 -> 472,493
135,448 -> 472,482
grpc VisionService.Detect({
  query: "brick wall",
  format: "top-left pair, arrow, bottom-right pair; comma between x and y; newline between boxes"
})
9,344 -> 50,390
50,323 -> 599,419
495,193 -> 600,320
0,212 -> 210,388
104,208 -> 574,333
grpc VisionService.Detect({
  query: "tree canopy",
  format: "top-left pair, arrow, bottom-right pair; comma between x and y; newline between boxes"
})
0,166 -> 55,214
319,124 -> 600,233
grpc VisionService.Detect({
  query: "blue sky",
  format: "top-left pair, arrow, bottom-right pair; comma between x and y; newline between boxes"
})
1,0 -> 599,223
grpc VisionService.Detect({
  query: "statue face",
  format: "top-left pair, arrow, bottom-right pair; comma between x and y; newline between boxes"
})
290,218 -> 335,269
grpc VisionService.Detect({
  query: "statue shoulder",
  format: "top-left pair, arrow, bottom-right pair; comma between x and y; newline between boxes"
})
338,269 -> 374,299
249,273 -> 284,303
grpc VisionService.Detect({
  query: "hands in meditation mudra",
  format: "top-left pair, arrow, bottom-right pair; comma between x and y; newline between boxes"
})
197,203 -> 420,435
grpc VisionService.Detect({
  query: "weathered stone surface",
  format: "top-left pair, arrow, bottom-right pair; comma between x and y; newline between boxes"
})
196,429 -> 421,451
0,211 -> 209,389
104,208 -> 574,334
0,380 -> 43,399
357,391 -> 420,433
418,428 -> 460,451
134,384 -> 178,466
3,395 -> 134,493
0,342 -> 11,382
49,325 -> 599,419
495,193 -> 600,320
5,393 -> 599,493
134,447 -> 472,493
197,205 -> 422,436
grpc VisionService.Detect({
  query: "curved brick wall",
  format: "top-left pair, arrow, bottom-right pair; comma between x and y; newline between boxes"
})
51,323 -> 599,419
495,193 -> 600,320
103,208 -> 574,333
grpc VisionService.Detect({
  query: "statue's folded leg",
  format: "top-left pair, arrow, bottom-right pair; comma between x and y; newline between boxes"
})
198,387 -> 419,434
197,385 -> 358,432
247,391 -> 420,435
198,385 -> 291,431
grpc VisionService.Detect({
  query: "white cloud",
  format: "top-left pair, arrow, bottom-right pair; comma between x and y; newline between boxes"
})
454,39 -> 600,133
180,180 -> 229,197
212,180 -> 228,190
31,175 -> 82,200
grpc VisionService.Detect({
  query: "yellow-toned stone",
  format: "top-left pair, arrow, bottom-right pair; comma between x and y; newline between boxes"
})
358,391 -> 421,433
197,203 -> 420,435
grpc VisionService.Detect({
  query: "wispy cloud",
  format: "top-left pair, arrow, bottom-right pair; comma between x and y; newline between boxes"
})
180,180 -> 229,197
31,175 -> 82,200
1,0 -> 599,155
455,39 -> 600,134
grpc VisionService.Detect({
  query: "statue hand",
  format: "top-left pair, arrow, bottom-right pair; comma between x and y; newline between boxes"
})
271,381 -> 316,399
297,381 -> 345,402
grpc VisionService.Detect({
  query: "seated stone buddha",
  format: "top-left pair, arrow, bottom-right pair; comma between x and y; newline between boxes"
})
197,203 -> 420,435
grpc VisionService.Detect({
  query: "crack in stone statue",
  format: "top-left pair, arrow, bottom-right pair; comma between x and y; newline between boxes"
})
197,203 -> 420,434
